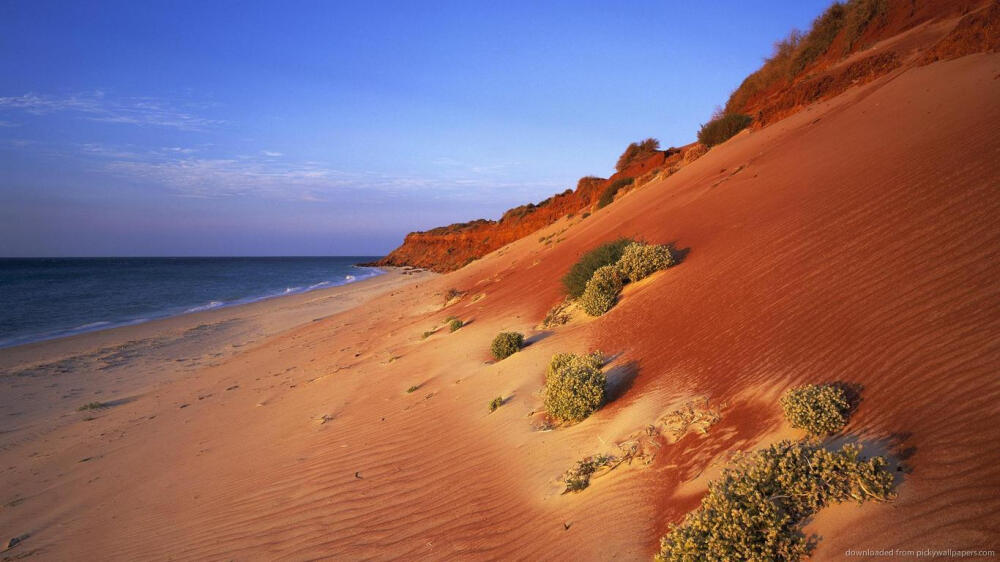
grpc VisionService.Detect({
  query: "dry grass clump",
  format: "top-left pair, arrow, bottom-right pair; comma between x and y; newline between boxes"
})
656,441 -> 895,561
560,439 -> 656,493
562,238 -> 633,298
660,398 -> 722,441
541,298 -> 572,328
562,454 -> 617,493
579,265 -> 623,317
615,138 -> 660,172
490,332 -> 524,361
697,112 -> 752,147
780,383 -> 851,437
544,352 -> 606,422
616,242 -> 675,282
443,288 -> 466,305
448,318 -> 464,332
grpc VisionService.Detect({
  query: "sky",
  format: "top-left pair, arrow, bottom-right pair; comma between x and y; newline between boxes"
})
0,0 -> 831,257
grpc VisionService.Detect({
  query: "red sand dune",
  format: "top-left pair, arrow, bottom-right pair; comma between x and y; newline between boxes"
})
1,3 -> 999,560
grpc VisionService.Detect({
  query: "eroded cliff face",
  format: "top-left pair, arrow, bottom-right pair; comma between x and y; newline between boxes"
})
376,145 -> 703,272
728,0 -> 999,127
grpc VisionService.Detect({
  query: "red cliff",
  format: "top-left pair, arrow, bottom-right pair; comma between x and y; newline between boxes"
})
376,145 -> 703,272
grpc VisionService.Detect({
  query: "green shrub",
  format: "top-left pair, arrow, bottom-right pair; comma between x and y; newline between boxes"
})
488,396 -> 504,412
579,265 -> 623,316
616,242 -> 675,282
562,238 -> 634,298
656,441 -> 895,561
697,113 -> 752,147
448,318 -> 464,332
406,385 -> 419,393
421,330 -> 436,339
490,332 -> 524,360
780,384 -> 851,437
78,401 -> 107,411
596,177 -> 634,209
544,352 -> 606,422
615,138 -> 660,172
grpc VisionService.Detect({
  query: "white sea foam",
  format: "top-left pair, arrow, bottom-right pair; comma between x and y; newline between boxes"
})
74,321 -> 111,330
185,301 -> 224,313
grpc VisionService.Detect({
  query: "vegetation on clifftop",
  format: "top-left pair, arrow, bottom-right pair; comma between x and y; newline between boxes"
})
615,138 -> 660,172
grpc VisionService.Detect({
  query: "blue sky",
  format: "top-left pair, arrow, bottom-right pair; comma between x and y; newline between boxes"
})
0,1 -> 831,256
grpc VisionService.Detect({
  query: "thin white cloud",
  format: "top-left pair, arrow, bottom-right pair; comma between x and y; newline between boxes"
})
261,150 -> 283,157
99,150 -> 561,203
0,120 -> 18,127
0,91 -> 222,131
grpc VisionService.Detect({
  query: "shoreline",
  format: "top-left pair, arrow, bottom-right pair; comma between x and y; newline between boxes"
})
0,266 -> 435,446
0,262 -> 387,350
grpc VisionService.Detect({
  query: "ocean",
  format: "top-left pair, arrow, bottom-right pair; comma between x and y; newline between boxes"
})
0,257 -> 383,348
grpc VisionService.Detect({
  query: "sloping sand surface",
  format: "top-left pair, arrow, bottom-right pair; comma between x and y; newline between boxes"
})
1,54 -> 998,559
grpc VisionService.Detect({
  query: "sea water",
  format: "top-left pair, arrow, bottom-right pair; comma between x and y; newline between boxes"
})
0,257 -> 382,348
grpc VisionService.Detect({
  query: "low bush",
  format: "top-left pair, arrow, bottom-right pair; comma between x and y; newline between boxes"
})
490,332 -> 524,360
781,384 -> 851,437
78,402 -> 107,411
615,138 -> 660,172
697,113 -> 752,147
406,385 -> 419,393
544,351 -> 606,422
562,238 -> 634,298
448,318 -> 464,332
596,177 -> 634,209
541,299 -> 572,328
579,266 -> 623,316
656,440 -> 895,561
488,396 -> 504,412
616,242 -> 675,282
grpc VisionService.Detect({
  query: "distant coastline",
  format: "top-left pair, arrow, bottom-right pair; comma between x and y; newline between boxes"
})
0,256 -> 385,349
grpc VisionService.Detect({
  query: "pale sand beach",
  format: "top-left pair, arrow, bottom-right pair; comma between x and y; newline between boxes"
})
0,267 -> 435,526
